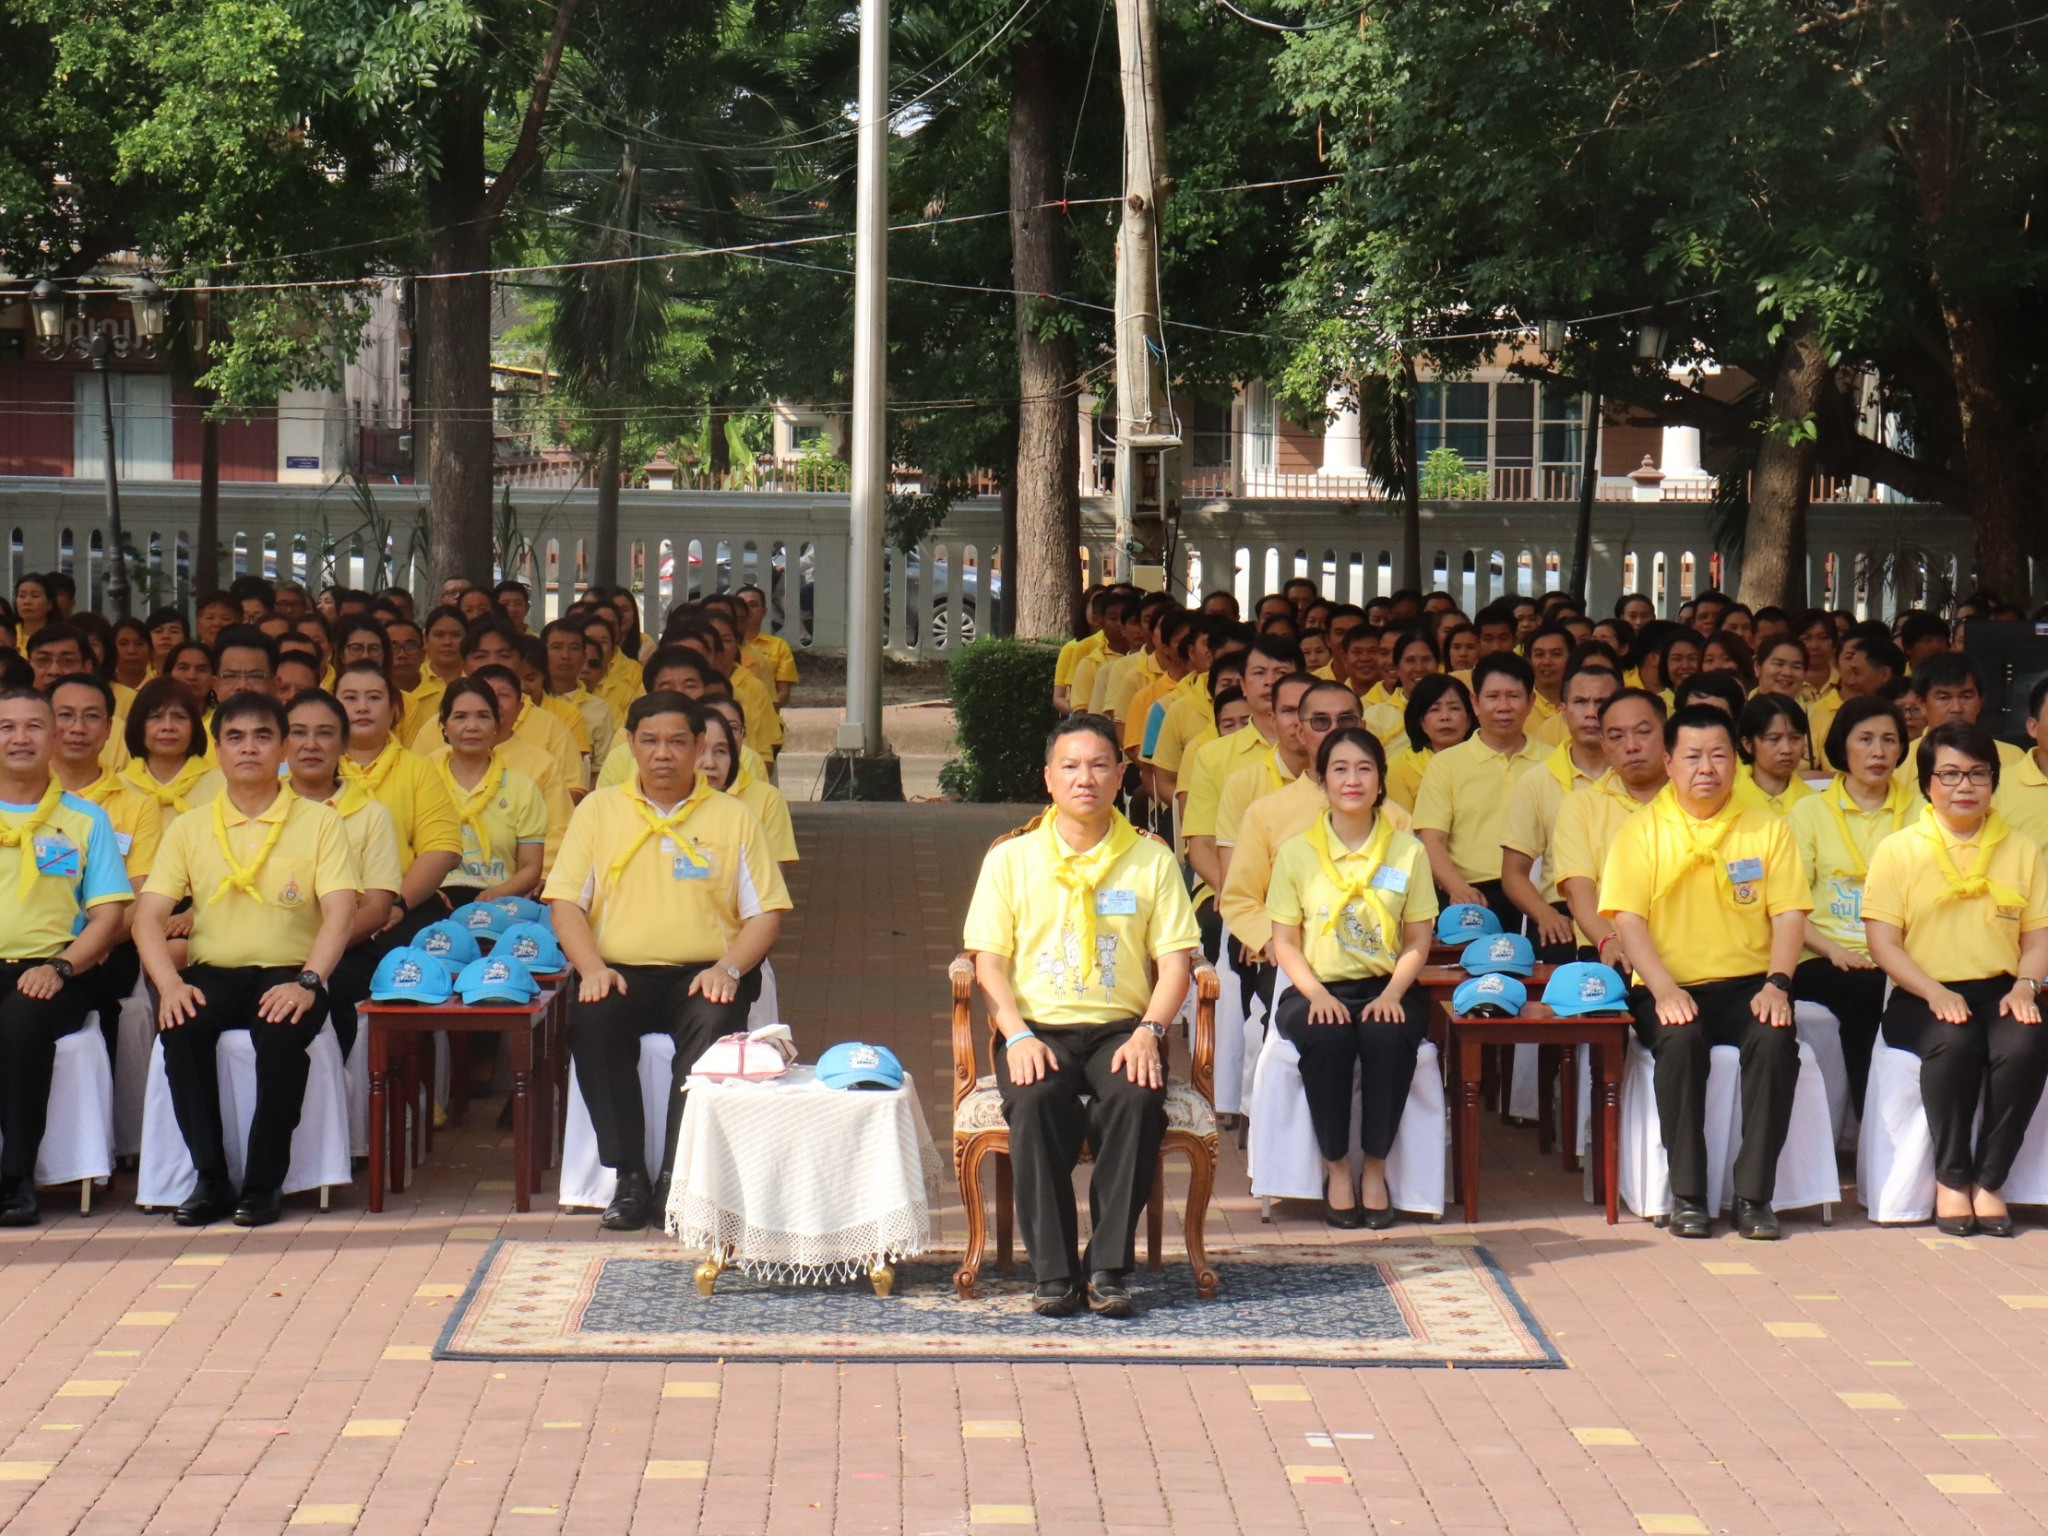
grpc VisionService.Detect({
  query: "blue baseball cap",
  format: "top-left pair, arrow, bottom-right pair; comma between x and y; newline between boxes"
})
816,1041 -> 904,1091
414,919 -> 483,969
369,948 -> 455,1005
1462,930 -> 1536,978
495,921 -> 565,974
1436,904 -> 1502,946
459,901 -> 516,944
1452,972 -> 1527,1018
1542,962 -> 1630,1017
488,896 -> 549,927
455,953 -> 540,1006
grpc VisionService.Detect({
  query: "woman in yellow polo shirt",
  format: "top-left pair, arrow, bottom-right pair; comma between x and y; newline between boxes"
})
1733,694 -> 1814,815
111,617 -> 153,693
698,704 -> 797,864
1754,636 -> 1809,701
121,678 -> 222,827
1385,673 -> 1473,813
1864,721 -> 2048,1238
1268,726 -> 1439,1229
1786,696 -> 1912,1122
435,679 -> 546,905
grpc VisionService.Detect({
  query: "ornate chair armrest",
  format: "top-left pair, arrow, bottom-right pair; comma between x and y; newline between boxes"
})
950,953 -> 979,1111
1190,960 -> 1219,1105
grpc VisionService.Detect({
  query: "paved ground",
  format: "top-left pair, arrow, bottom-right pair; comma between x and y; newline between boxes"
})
5,802 -> 2048,1533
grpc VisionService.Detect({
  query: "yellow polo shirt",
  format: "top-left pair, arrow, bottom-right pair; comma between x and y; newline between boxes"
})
1215,748 -> 1296,847
0,790 -> 133,958
1104,651 -> 1163,722
1599,785 -> 1810,986
1733,764 -> 1816,817
430,739 -> 570,872
1385,745 -> 1430,812
1995,748 -> 2048,847
1412,733 -> 1553,884
962,820 -> 1199,1025
341,740 -> 464,868
1550,773 -> 1654,889
1862,810 -> 2048,981
745,631 -> 799,688
598,649 -> 644,719
544,777 -> 792,968
1124,672 -> 1179,754
731,768 -> 798,862
146,791 -> 355,969
314,784 -> 404,895
1181,725 -> 1274,839
401,672 -> 452,749
438,756 -> 548,890
561,686 -> 620,771
1150,692 -> 1215,773
1786,776 -> 1916,958
1085,650 -> 1137,717
120,758 -> 223,830
727,664 -> 784,757
1218,777 -> 1410,953
1500,744 -> 1606,904
72,768 -> 163,882
538,691 -> 592,756
1363,697 -> 1409,749
1054,631 -> 1105,689
1266,821 -> 1438,980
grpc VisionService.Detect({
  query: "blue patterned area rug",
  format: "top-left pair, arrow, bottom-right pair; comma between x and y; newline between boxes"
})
435,1241 -> 1562,1367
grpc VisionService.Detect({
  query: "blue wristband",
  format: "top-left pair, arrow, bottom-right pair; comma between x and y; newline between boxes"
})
1006,1030 -> 1037,1046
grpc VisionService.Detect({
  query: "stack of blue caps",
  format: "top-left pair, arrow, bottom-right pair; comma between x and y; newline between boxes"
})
370,947 -> 455,1005
416,919 -> 483,968
487,896 -> 550,928
1461,931 -> 1536,977
1436,904 -> 1502,946
459,902 -> 517,946
496,921 -> 565,974
455,953 -> 540,1005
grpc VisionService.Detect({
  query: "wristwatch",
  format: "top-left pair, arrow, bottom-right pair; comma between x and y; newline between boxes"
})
47,958 -> 73,982
1765,972 -> 1794,993
720,963 -> 743,983
297,970 -> 325,992
1139,1020 -> 1171,1039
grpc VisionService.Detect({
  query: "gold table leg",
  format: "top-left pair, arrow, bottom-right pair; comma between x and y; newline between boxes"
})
870,1261 -> 894,1298
694,1249 -> 726,1297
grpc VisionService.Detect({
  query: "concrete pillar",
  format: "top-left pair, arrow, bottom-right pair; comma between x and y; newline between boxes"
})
1319,389 -> 1365,476
1658,425 -> 1710,487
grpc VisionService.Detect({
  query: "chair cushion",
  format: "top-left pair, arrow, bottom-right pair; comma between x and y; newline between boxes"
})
954,1076 -> 1215,1139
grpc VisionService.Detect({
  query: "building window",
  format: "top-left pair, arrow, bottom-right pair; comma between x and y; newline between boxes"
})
1414,380 -> 1587,473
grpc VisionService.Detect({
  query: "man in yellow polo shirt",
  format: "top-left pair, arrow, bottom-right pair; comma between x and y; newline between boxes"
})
1182,635 -> 1296,896
735,584 -> 798,706
1052,587 -> 1110,713
1499,658 -> 1618,959
136,693 -> 358,1228
1996,675 -> 2048,844
548,692 -> 791,1234
963,715 -> 1198,1318
1599,703 -> 1810,1241
544,619 -> 620,773
584,611 -> 643,721
1553,689 -> 1668,965
1068,592 -> 1140,718
1413,652 -> 1550,931
1893,653 -> 2026,798
334,661 -> 463,943
0,688 -> 134,1225
1146,638 -> 1246,803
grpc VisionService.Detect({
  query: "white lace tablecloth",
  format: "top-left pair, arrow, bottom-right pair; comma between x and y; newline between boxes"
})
663,1065 -> 942,1283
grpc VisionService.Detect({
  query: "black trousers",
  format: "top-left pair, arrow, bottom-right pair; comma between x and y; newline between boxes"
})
1881,975 -> 2048,1192
1793,958 -> 1885,1116
1471,879 -> 1526,944
78,943 -> 140,1060
326,941 -> 386,1061
1629,975 -> 1800,1204
1194,894 -> 1222,967
0,961 -> 97,1182
161,964 -> 330,1192
994,1020 -> 1167,1284
569,962 -> 759,1179
1527,899 -> 1578,966
1274,974 -> 1429,1162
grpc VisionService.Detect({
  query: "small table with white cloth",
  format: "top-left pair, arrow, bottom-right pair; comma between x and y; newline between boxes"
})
664,1065 -> 942,1296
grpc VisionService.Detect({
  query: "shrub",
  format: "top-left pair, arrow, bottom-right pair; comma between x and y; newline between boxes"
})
1419,445 -> 1491,500
944,637 -> 1059,801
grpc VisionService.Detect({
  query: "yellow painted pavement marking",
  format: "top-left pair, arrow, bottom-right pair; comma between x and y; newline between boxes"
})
289,1506 -> 362,1526
1250,1384 -> 1312,1402
1702,1262 -> 1758,1275
1429,1233 -> 1479,1246
962,1420 -> 1022,1438
1999,1294 -> 2048,1309
1765,1321 -> 1826,1338
970,1508 -> 1036,1526
55,1381 -> 121,1397
510,1508 -> 560,1516
172,1254 -> 228,1266
1839,1393 -> 1905,1410
94,1351 -> 138,1358
1285,1466 -> 1351,1485
644,1460 -> 708,1479
1867,1359 -> 1913,1368
341,1419 -> 406,1437
662,1381 -> 719,1398
1927,1474 -> 2000,1495
414,1284 -> 464,1299
157,1284 -> 197,1291
1921,1237 -> 1974,1251
1571,1428 -> 1639,1446
382,1346 -> 431,1362
1635,1519 -> 1708,1535
448,1228 -> 497,1240
1943,1432 -> 2003,1441
542,1421 -> 581,1429
0,1463 -> 55,1482
1794,1293 -> 1840,1301
118,1312 -> 176,1326
39,1424 -> 80,1432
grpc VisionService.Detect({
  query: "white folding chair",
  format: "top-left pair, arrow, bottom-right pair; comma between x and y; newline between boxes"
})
113,979 -> 156,1159
135,1023 -> 353,1208
559,1034 -> 675,1210
1209,930 -> 1252,1118
1618,1039 -> 1839,1221
1857,1043 -> 2048,1223
0,1018 -> 115,1213
1794,1000 -> 1858,1149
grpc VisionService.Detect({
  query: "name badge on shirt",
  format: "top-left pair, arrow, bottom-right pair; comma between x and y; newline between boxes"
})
1726,857 -> 1764,883
673,854 -> 710,881
115,832 -> 134,857
32,836 -> 80,878
1370,865 -> 1408,894
1095,888 -> 1138,917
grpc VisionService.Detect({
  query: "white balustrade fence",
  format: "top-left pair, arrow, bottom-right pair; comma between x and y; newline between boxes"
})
0,477 -> 1990,657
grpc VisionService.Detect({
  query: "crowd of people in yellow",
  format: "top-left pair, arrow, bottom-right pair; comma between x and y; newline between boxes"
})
959,576 -> 2048,1318
0,569 -> 799,1232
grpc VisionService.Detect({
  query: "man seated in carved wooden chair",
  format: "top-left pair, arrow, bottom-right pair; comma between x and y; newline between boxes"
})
962,715 -> 1199,1318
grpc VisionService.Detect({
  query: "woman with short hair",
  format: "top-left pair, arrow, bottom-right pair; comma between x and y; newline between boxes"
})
1385,673 -> 1474,813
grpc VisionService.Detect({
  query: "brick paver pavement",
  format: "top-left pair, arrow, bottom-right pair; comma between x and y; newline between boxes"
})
3,803 -> 2048,1532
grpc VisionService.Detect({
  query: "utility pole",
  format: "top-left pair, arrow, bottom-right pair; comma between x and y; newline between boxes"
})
1111,0 -> 1175,584
828,0 -> 902,799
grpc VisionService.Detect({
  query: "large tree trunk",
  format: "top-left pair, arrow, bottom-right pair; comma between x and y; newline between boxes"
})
593,418 -> 622,583
1008,37 -> 1082,640
420,95 -> 497,594
1739,321 -> 1825,610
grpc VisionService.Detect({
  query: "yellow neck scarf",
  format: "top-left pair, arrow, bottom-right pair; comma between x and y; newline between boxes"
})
1545,741 -> 1581,794
1917,806 -> 2027,909
730,754 -> 758,794
608,775 -> 714,887
318,778 -> 373,819
73,768 -> 121,806
0,777 -> 67,897
1305,810 -> 1399,956
342,737 -> 402,793
442,753 -> 508,858
1821,774 -> 1913,880
1040,810 -> 1141,985
209,793 -> 289,905
125,755 -> 208,814
1649,784 -> 1744,905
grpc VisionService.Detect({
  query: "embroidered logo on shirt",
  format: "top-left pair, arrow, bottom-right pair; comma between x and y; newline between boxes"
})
277,876 -> 303,908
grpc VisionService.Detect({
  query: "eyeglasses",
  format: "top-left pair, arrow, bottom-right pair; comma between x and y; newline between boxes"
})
1304,712 -> 1361,731
1931,767 -> 1995,787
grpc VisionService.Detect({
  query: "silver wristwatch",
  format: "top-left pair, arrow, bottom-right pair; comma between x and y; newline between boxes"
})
720,963 -> 743,982
1139,1020 -> 1170,1039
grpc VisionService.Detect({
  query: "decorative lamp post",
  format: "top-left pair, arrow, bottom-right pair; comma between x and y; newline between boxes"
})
29,280 -> 65,350
89,329 -> 132,618
1635,322 -> 1668,360
129,277 -> 166,342
1537,317 -> 1567,355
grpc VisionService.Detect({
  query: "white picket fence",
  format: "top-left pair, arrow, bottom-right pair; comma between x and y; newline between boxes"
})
0,475 -> 1987,656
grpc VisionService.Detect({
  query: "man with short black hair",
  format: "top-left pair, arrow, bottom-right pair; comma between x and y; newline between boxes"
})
194,593 -> 241,649
493,580 -> 533,633
1898,611 -> 1951,669
213,627 -> 279,701
1413,651 -> 1549,932
25,624 -> 89,694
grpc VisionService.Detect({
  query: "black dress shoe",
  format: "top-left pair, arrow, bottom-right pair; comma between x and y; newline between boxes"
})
233,1186 -> 284,1228
1032,1279 -> 1085,1318
1087,1270 -> 1135,1318
1668,1196 -> 1712,1238
174,1176 -> 238,1228
1324,1201 -> 1366,1229
649,1170 -> 673,1230
1935,1212 -> 1978,1238
0,1179 -> 37,1227
600,1168 -> 653,1232
1360,1204 -> 1398,1231
1976,1212 -> 2014,1238
1733,1197 -> 1781,1241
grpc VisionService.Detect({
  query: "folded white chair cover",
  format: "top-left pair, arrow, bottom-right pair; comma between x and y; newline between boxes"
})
560,1034 -> 674,1210
135,1023 -> 353,1206
1858,1042 -> 2048,1222
1618,1039 -> 1840,1218
1210,935 -> 1249,1116
113,980 -> 155,1158
1794,1000 -> 1859,1149
0,1019 -> 114,1191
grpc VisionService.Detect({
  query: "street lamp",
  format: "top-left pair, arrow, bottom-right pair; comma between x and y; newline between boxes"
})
29,280 -> 65,348
88,329 -> 132,619
1537,317 -> 1567,355
129,277 -> 166,341
1635,321 -> 1668,360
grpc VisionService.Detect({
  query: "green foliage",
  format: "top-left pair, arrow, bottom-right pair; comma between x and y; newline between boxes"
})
1418,446 -> 1488,501
886,489 -> 951,551
943,637 -> 1058,802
